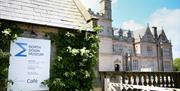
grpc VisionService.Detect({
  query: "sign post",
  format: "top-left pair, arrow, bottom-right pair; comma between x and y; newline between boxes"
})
8,37 -> 51,91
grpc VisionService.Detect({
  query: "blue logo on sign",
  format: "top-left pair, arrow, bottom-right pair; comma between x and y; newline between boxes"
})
15,43 -> 27,57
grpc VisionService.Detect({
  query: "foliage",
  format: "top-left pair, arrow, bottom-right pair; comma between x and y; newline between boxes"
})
43,27 -> 101,91
0,21 -> 21,88
173,58 -> 180,71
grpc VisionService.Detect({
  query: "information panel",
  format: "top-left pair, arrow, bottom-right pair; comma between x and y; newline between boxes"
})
8,37 -> 51,91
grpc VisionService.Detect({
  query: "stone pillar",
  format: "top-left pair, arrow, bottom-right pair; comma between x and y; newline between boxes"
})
104,77 -> 111,91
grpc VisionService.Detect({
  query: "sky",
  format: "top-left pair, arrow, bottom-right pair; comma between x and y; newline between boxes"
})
80,0 -> 180,59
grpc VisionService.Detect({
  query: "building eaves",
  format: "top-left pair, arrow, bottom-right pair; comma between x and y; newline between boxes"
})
0,0 -> 93,31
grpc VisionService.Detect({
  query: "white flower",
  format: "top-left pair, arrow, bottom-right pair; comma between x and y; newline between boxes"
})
57,56 -> 62,61
65,32 -> 75,37
13,34 -> 18,39
80,47 -> 86,56
66,46 -> 72,52
71,48 -> 79,56
80,47 -> 90,56
2,28 -> 11,36
84,71 -> 90,78
64,72 -> 69,77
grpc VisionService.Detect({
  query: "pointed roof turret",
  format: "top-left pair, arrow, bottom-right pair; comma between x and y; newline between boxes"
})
118,28 -> 123,37
145,25 -> 153,36
127,30 -> 132,38
141,25 -> 155,42
158,28 -> 169,43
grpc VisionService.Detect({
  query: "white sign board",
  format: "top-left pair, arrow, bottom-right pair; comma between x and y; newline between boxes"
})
8,37 -> 51,91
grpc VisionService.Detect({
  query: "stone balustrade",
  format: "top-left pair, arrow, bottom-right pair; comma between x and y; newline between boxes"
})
99,71 -> 180,90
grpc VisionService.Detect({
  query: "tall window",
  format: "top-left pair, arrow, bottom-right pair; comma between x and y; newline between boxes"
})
113,44 -> 123,55
164,61 -> 171,71
133,60 -> 138,71
147,46 -> 153,56
163,48 -> 170,58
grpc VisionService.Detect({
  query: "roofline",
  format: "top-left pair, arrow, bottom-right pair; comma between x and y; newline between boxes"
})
73,0 -> 92,22
0,19 -> 95,33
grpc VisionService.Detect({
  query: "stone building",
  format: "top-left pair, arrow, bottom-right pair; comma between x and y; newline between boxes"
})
0,0 -> 174,91
89,0 -> 173,72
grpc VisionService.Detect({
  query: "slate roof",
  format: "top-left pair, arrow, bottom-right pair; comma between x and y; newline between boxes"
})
140,26 -> 155,43
0,0 -> 92,31
133,26 -> 166,43
158,29 -> 169,43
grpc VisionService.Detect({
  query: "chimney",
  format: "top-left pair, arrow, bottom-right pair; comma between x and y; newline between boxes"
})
152,27 -> 158,39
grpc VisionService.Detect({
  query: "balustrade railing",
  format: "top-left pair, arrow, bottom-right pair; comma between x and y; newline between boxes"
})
100,71 -> 180,91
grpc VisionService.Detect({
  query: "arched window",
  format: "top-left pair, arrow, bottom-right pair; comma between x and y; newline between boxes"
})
114,64 -> 120,71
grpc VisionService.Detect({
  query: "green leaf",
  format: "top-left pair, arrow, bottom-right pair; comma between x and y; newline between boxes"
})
43,29 -> 99,91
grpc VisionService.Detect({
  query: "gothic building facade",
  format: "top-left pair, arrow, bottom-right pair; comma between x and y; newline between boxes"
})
89,0 -> 173,72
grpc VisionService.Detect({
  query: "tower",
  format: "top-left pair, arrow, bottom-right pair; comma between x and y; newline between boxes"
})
98,0 -> 113,71
158,29 -> 173,72
127,30 -> 132,38
98,0 -> 113,36
118,28 -> 123,38
99,0 -> 112,19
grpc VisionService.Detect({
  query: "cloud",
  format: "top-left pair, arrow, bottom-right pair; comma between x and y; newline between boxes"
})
149,8 -> 180,59
80,0 -> 99,11
121,8 -> 180,58
80,0 -> 118,12
121,20 -> 144,31
112,0 -> 118,4
150,8 -> 180,31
